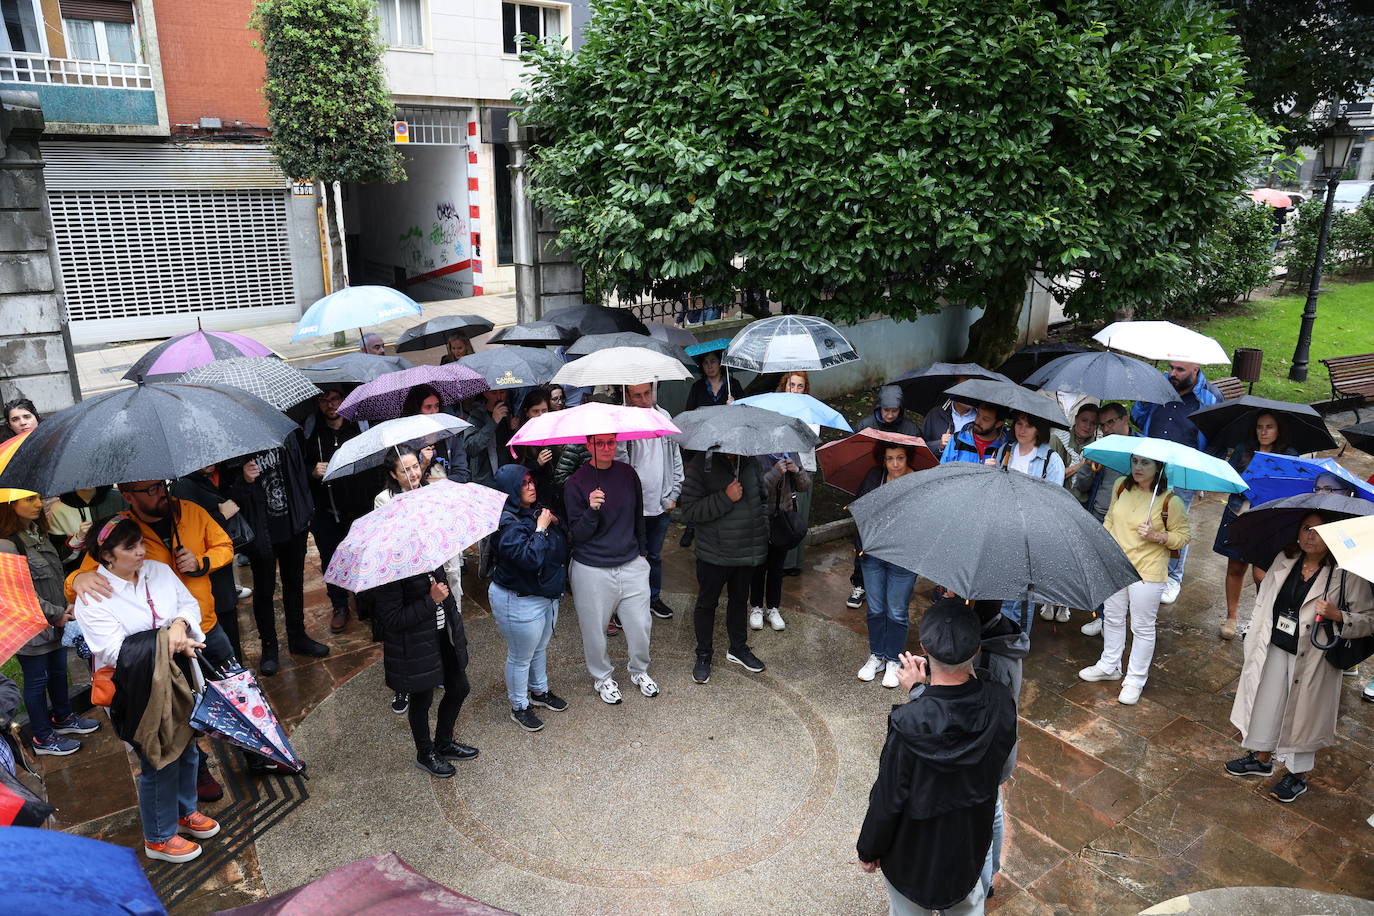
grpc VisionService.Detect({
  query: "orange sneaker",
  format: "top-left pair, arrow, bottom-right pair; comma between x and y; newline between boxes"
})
145,834 -> 202,863
178,811 -> 221,839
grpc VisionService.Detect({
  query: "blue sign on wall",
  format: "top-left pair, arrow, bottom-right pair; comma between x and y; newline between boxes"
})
0,83 -> 157,126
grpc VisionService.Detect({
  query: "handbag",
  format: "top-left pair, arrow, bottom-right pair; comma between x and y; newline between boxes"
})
768,476 -> 807,549
222,512 -> 255,550
90,664 -> 116,706
1311,569 -> 1374,670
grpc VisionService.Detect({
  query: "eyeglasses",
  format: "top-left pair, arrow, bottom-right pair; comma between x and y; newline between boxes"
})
1313,486 -> 1347,494
122,481 -> 168,495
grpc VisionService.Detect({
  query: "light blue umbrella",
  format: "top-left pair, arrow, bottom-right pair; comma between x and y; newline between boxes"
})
292,286 -> 423,342
685,338 -> 731,358
1241,453 -> 1374,505
736,392 -> 852,431
1083,434 -> 1247,494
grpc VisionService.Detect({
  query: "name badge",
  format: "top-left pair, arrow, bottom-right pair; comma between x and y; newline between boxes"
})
1276,616 -> 1298,636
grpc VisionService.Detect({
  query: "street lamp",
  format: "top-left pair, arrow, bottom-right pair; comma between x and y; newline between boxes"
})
1289,116 -> 1360,382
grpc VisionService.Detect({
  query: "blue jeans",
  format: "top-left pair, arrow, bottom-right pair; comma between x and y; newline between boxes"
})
644,512 -> 672,600
137,740 -> 199,843
1000,600 -> 1033,635
1167,488 -> 1195,585
860,555 -> 916,661
981,791 -> 1004,894
489,582 -> 558,711
16,648 -> 73,742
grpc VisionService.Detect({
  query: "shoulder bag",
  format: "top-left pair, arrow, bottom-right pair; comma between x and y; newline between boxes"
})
1311,569 -> 1374,670
768,474 -> 807,549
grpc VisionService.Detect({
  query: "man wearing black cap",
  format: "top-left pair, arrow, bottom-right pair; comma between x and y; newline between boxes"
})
857,601 -> 1017,915
303,386 -> 369,633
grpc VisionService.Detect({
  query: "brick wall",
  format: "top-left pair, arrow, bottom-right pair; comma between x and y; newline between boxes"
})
154,0 -> 268,130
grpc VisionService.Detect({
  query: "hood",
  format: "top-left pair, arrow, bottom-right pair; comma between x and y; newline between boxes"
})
1190,368 -> 1213,398
59,486 -> 114,509
891,677 -> 1006,769
980,614 -> 1030,660
876,385 -> 903,411
493,463 -> 533,512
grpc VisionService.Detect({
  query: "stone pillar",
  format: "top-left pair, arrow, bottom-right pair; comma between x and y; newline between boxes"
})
508,116 -> 540,323
0,91 -> 80,413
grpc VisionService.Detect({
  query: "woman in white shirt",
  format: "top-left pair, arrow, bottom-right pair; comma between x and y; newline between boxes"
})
993,413 -> 1066,635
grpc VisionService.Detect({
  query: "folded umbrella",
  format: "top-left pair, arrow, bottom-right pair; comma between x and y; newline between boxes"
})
997,343 -> 1092,383
540,303 -> 648,336
552,347 -> 694,387
565,331 -> 690,364
735,392 -> 853,431
337,365 -> 489,422
292,286 -> 422,342
0,553 -> 49,665
723,315 -> 858,372
887,362 -> 1016,414
1189,395 -> 1336,455
509,402 -> 679,447
178,357 -> 322,419
123,329 -> 276,383
1024,351 -> 1180,404
646,321 -> 698,348
323,414 -> 472,481
0,828 -> 165,914
395,314 -> 495,352
850,463 -> 1140,607
457,348 -> 563,388
1084,434 -> 1248,494
817,429 -> 935,495
945,379 -> 1070,429
1227,493 -> 1374,568
1339,421 -> 1374,457
488,320 -> 581,348
1092,320 -> 1229,365
1241,453 -> 1374,505
299,352 -> 415,386
1314,514 -> 1374,582
189,655 -> 303,772
672,404 -> 819,455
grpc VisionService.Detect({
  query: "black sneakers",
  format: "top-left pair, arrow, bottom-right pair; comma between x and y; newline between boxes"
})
679,527 -> 695,548
1224,751 -> 1273,778
416,751 -> 456,778
511,707 -> 545,732
435,741 -> 480,760
650,598 -> 674,619
726,648 -> 765,673
391,692 -> 410,715
528,690 -> 568,712
288,636 -> 331,658
1269,772 -> 1308,803
693,653 -> 711,684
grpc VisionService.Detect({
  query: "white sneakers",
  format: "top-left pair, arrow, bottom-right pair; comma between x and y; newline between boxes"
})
750,606 -> 786,630
1055,606 -> 1071,623
881,661 -> 900,689
765,607 -> 785,631
1080,618 -> 1103,637
594,677 -> 622,705
749,606 -> 764,630
1040,605 -> 1072,623
630,673 -> 660,698
1038,605 -> 1055,621
1160,579 -> 1182,605
1118,684 -> 1143,705
858,654 -> 883,682
1078,664 -> 1122,682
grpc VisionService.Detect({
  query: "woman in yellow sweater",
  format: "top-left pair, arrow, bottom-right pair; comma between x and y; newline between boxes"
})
1078,455 -> 1190,705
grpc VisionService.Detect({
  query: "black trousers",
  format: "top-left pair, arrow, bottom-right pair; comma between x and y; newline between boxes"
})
693,560 -> 752,657
310,511 -> 354,612
851,547 -> 864,588
407,624 -> 470,755
249,530 -> 309,650
750,544 -> 788,609
208,565 -> 243,659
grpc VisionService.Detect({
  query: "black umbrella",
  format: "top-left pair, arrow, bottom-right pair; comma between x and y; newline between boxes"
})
0,382 -> 300,494
1024,350 -> 1180,403
671,405 -> 819,455
487,320 -> 581,348
1340,421 -> 1374,457
1189,395 -> 1337,455
394,315 -> 496,353
298,353 -> 414,386
944,379 -> 1070,428
457,348 -> 563,388
541,303 -> 649,336
887,362 -> 1015,414
1226,492 -> 1374,568
850,463 -> 1140,607
565,331 -> 691,364
997,343 -> 1092,383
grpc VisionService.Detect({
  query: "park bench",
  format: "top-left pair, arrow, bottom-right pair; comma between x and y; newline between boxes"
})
1320,353 -> 1374,420
1209,376 -> 1247,401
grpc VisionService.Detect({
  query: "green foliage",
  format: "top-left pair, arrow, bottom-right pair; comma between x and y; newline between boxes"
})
1281,197 -> 1374,285
1333,202 -> 1374,269
250,0 -> 403,184
1139,201 -> 1277,318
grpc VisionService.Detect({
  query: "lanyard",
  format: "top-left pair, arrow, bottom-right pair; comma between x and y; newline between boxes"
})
144,581 -> 161,628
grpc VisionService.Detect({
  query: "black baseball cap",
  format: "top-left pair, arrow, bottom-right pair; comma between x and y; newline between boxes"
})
919,599 -> 982,665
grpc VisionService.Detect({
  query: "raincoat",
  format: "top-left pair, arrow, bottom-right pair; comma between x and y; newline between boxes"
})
490,464 -> 569,599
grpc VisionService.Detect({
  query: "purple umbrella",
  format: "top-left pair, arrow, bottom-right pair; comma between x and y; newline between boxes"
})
123,330 -> 277,382
337,364 -> 489,422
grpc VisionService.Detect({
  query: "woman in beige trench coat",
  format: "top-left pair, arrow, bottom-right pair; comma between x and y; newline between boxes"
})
1226,512 -> 1374,803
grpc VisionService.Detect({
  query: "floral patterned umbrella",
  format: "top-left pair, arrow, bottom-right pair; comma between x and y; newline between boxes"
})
337,364 -> 489,422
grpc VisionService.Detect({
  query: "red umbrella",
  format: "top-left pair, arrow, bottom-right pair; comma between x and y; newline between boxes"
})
817,429 -> 935,495
1248,187 -> 1293,208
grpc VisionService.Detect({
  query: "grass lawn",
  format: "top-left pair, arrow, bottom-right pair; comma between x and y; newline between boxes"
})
1185,276 -> 1374,404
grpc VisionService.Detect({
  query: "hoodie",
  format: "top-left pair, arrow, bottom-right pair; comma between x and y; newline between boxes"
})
976,611 -> 1030,783
855,385 -> 920,436
491,464 -> 569,598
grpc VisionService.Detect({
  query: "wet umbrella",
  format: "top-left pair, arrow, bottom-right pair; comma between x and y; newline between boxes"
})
817,429 -> 935,495
323,414 -> 472,481
0,827 -> 165,914
671,405 -> 819,455
1092,320 -> 1228,365
997,343 -> 1092,383
541,303 -> 649,336
724,315 -> 858,372
457,348 -> 563,388
510,401 -> 680,447
123,328 -> 277,382
292,286 -> 422,342
645,320 -> 698,348
1024,351 -> 1180,403
945,378 -> 1070,429
337,365 -> 489,422
1241,453 -> 1374,505
565,331 -> 690,364
487,320 -> 581,348
190,655 -> 303,772
735,392 -> 853,431
552,347 -> 693,387
1189,395 -> 1337,456
1085,434 -> 1247,494
1226,493 -> 1374,568
887,363 -> 1015,414
395,314 -> 495,353
1341,421 -> 1374,456
178,357 -> 321,420
850,463 -> 1140,607
0,382 -> 300,495
299,352 -> 414,386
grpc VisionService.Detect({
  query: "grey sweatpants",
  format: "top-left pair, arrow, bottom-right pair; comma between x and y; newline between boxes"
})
570,557 -> 652,683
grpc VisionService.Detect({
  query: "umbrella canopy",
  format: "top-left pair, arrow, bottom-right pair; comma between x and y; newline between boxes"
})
1314,514 -> 1374,581
298,352 -> 414,386
123,329 -> 276,382
337,365 -> 489,422
0,552 -> 49,665
0,383 -> 300,495
1226,493 -> 1374,568
887,362 -> 1017,414
541,303 -> 649,336
723,315 -> 858,372
1092,320 -> 1229,365
292,286 -> 422,341
850,463 -> 1140,607
565,331 -> 690,363
323,414 -> 472,481
1241,453 -> 1374,505
945,379 -> 1070,429
817,429 -> 935,495
1249,187 -> 1293,207
0,827 -> 165,914
457,348 -> 562,388
1342,421 -> 1374,456
1189,395 -> 1337,455
487,319 -> 581,348
190,657 -> 302,772
1024,351 -> 1181,403
672,404 -> 820,455
646,321 -> 698,348
997,343 -> 1093,383
0,431 -> 36,501
325,479 -> 506,593
394,314 -> 496,352
178,357 -> 321,416
735,392 -> 853,431
685,338 -> 731,358
509,402 -> 679,447
1084,434 -> 1247,493
552,347 -> 694,387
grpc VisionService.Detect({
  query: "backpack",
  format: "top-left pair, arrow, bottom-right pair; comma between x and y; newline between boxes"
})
1113,479 -> 1181,559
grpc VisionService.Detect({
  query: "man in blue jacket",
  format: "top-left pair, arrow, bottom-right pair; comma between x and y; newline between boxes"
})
939,404 -> 1010,466
1129,361 -> 1221,604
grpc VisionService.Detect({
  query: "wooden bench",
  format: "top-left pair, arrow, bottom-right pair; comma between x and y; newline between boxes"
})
1209,376 -> 1247,401
1320,353 -> 1374,420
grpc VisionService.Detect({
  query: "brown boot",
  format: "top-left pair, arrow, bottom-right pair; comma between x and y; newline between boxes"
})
329,606 -> 350,633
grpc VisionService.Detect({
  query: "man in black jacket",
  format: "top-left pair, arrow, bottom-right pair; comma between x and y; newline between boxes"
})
857,602 -> 1017,915
303,386 -> 369,633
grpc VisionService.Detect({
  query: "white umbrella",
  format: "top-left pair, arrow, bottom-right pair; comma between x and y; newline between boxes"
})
1314,515 -> 1374,582
552,346 -> 693,387
723,315 -> 859,372
1092,321 -> 1229,365
323,414 -> 471,481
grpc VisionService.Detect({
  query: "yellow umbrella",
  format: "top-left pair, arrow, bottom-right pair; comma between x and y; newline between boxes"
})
1314,515 -> 1374,582
0,431 -> 36,502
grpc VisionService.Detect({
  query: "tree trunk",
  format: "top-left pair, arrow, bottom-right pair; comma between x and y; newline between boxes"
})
318,181 -> 351,347
961,267 -> 1031,368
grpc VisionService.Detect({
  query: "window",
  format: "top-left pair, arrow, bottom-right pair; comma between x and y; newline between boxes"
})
1,0 -> 41,53
377,0 -> 423,48
501,2 -> 563,55
63,17 -> 138,62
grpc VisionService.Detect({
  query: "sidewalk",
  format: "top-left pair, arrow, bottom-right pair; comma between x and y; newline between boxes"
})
73,292 -> 520,397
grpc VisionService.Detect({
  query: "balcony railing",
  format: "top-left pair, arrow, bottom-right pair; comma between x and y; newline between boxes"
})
0,53 -> 152,90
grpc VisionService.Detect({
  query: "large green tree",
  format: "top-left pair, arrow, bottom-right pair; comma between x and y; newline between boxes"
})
519,0 -> 1274,365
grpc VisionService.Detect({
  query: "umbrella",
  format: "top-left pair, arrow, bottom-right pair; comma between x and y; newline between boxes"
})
672,405 -> 820,455
646,320 -> 698,348
487,320 -> 581,348
0,552 -> 48,665
509,402 -> 679,447
189,655 -> 303,772
325,479 -> 506,593
457,348 -> 563,388
735,392 -> 853,431
1339,421 -> 1374,457
723,315 -> 858,372
0,828 -> 165,914
1092,320 -> 1229,365
123,329 -> 276,382
292,286 -> 422,342
178,357 -> 322,417
540,303 -> 648,336
945,378 -> 1070,429
1024,351 -> 1181,403
1227,493 -> 1374,568
849,462 -> 1140,607
1241,453 -> 1374,505
0,383 -> 300,495
816,429 -> 935,495
298,353 -> 415,386
337,365 -> 489,422
0,431 -> 36,502
997,343 -> 1092,383
1189,395 -> 1337,455
1084,434 -> 1248,494
565,331 -> 690,364
323,414 -> 472,481
394,314 -> 495,353
1314,514 -> 1374,581
887,363 -> 1016,414
552,347 -> 694,387
685,338 -> 731,358
1249,187 -> 1293,207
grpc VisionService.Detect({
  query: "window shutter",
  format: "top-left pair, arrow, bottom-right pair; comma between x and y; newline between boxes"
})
58,0 -> 135,23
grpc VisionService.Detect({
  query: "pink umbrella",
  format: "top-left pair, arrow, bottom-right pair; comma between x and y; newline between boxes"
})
508,401 -> 679,449
337,364 -> 489,421
1249,187 -> 1293,208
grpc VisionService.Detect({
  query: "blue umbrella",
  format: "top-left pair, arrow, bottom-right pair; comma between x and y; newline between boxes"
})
735,392 -> 852,431
292,286 -> 422,342
1083,434 -> 1247,494
0,827 -> 165,914
685,338 -> 731,358
1241,453 -> 1374,505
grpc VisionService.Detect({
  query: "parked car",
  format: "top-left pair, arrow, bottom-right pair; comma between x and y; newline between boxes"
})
1332,180 -> 1374,212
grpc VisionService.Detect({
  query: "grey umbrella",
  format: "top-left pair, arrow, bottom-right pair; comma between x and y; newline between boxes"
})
488,320 -> 581,348
887,362 -> 1015,413
944,378 -> 1070,429
178,357 -> 321,417
671,405 -> 820,455
1226,492 -> 1374,568
850,463 -> 1140,607
1024,351 -> 1181,404
299,353 -> 414,385
723,315 -> 858,372
395,315 -> 496,352
541,303 -> 649,336
457,348 -> 563,388
565,331 -> 690,364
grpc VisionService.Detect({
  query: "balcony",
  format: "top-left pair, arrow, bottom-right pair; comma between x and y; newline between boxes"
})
0,53 -> 158,128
